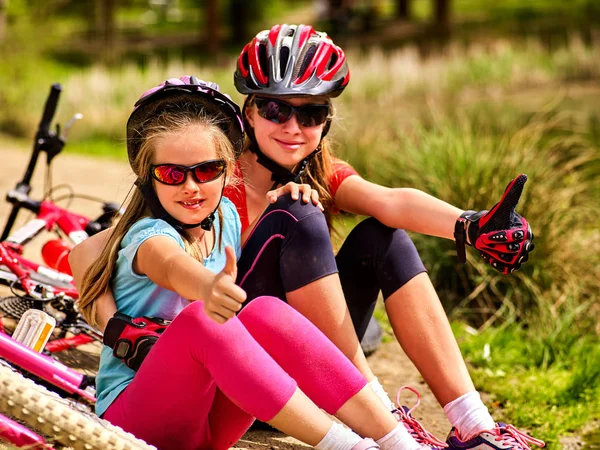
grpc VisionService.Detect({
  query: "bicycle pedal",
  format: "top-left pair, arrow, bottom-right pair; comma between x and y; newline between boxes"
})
13,309 -> 56,352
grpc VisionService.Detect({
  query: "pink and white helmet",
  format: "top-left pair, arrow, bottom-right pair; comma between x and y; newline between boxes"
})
127,75 -> 244,164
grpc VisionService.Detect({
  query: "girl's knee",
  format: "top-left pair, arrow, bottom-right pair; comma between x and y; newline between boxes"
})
238,296 -> 285,323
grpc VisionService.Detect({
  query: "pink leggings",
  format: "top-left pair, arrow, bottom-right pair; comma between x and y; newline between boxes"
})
104,296 -> 367,450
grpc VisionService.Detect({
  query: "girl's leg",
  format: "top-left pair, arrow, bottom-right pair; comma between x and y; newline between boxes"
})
239,296 -> 396,440
103,301 -> 339,450
237,194 -> 374,379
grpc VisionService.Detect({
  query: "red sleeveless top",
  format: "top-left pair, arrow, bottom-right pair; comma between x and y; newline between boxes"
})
223,159 -> 359,232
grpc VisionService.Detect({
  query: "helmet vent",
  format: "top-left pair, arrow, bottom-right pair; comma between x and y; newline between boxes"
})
280,46 -> 290,76
297,45 -> 318,81
241,51 -> 249,72
258,44 -> 269,82
327,53 -> 338,70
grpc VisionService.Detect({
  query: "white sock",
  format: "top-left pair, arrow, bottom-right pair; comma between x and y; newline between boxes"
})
443,391 -> 496,440
369,377 -> 396,412
376,423 -> 421,450
315,422 -> 363,450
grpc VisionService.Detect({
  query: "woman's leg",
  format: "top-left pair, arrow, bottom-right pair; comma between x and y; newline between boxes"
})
335,218 -> 475,406
237,194 -> 374,379
103,301 -> 338,450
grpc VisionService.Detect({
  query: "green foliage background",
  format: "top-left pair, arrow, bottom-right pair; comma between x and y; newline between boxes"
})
0,1 -> 599,447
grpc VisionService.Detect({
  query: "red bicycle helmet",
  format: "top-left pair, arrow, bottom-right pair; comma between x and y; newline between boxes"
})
234,24 -> 349,98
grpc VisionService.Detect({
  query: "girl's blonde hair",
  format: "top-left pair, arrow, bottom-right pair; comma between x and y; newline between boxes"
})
78,97 -> 238,327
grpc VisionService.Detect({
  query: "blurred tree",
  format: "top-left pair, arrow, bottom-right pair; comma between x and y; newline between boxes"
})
396,0 -> 410,19
96,0 -> 117,62
0,0 -> 6,42
205,0 -> 220,52
228,0 -> 261,45
434,0 -> 450,28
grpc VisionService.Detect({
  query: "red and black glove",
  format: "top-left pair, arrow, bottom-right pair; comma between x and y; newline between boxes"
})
455,174 -> 534,274
103,313 -> 171,371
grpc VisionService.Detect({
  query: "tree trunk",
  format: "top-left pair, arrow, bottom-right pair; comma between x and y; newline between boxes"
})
434,0 -> 450,28
229,0 -> 250,45
101,0 -> 117,62
205,0 -> 220,54
396,0 -> 410,19
0,0 -> 7,43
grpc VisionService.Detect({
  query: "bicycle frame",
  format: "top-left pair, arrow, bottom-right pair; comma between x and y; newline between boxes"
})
0,192 -> 94,298
0,413 -> 53,448
0,83 -> 116,352
0,330 -> 96,448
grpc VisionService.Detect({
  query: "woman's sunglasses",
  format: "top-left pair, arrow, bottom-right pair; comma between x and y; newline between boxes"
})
150,159 -> 226,186
254,97 -> 330,128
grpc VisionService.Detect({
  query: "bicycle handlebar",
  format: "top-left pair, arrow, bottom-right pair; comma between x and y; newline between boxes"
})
37,84 -> 61,136
5,189 -> 41,215
1,84 -> 64,240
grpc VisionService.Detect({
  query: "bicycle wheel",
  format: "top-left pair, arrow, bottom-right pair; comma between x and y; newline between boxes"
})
0,363 -> 156,450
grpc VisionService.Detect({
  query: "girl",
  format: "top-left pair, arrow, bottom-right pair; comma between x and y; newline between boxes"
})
75,77 -> 442,450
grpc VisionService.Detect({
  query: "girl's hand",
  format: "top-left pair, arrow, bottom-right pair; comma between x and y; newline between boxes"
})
266,182 -> 324,212
204,246 -> 247,324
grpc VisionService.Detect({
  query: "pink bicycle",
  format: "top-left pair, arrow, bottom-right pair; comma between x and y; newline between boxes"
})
0,83 -> 120,355
0,84 -> 153,449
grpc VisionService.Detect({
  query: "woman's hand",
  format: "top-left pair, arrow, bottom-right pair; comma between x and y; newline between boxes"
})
204,246 -> 247,324
266,182 -> 324,211
456,174 -> 534,274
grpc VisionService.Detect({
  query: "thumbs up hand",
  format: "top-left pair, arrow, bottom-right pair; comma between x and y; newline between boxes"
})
204,246 -> 247,324
455,174 -> 534,274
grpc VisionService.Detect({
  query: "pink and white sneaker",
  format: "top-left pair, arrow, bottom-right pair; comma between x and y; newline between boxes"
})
393,386 -> 448,449
446,423 -> 545,450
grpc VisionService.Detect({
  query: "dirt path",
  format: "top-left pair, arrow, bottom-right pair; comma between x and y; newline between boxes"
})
1,145 -> 451,448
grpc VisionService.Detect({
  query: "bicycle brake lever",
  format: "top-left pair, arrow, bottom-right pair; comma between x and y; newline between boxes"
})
60,113 -> 83,141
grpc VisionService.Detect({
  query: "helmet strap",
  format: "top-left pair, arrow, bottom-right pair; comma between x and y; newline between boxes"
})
135,177 -> 226,232
249,139 -> 320,189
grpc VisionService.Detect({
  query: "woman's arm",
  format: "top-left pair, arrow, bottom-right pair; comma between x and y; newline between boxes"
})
69,230 -> 117,332
334,176 -> 463,240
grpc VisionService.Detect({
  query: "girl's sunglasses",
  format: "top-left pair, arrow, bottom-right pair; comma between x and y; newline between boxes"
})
254,97 -> 330,128
150,159 -> 226,186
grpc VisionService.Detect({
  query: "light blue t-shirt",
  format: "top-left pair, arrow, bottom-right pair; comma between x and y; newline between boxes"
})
96,197 -> 241,416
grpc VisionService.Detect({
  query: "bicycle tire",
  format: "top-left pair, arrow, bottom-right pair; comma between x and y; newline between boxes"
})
0,363 -> 156,450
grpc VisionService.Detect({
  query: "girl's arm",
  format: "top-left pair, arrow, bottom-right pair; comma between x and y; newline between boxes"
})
334,176 -> 463,240
135,236 -> 246,323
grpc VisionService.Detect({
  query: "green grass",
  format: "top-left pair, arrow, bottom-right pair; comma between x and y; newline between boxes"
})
453,322 -> 600,448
